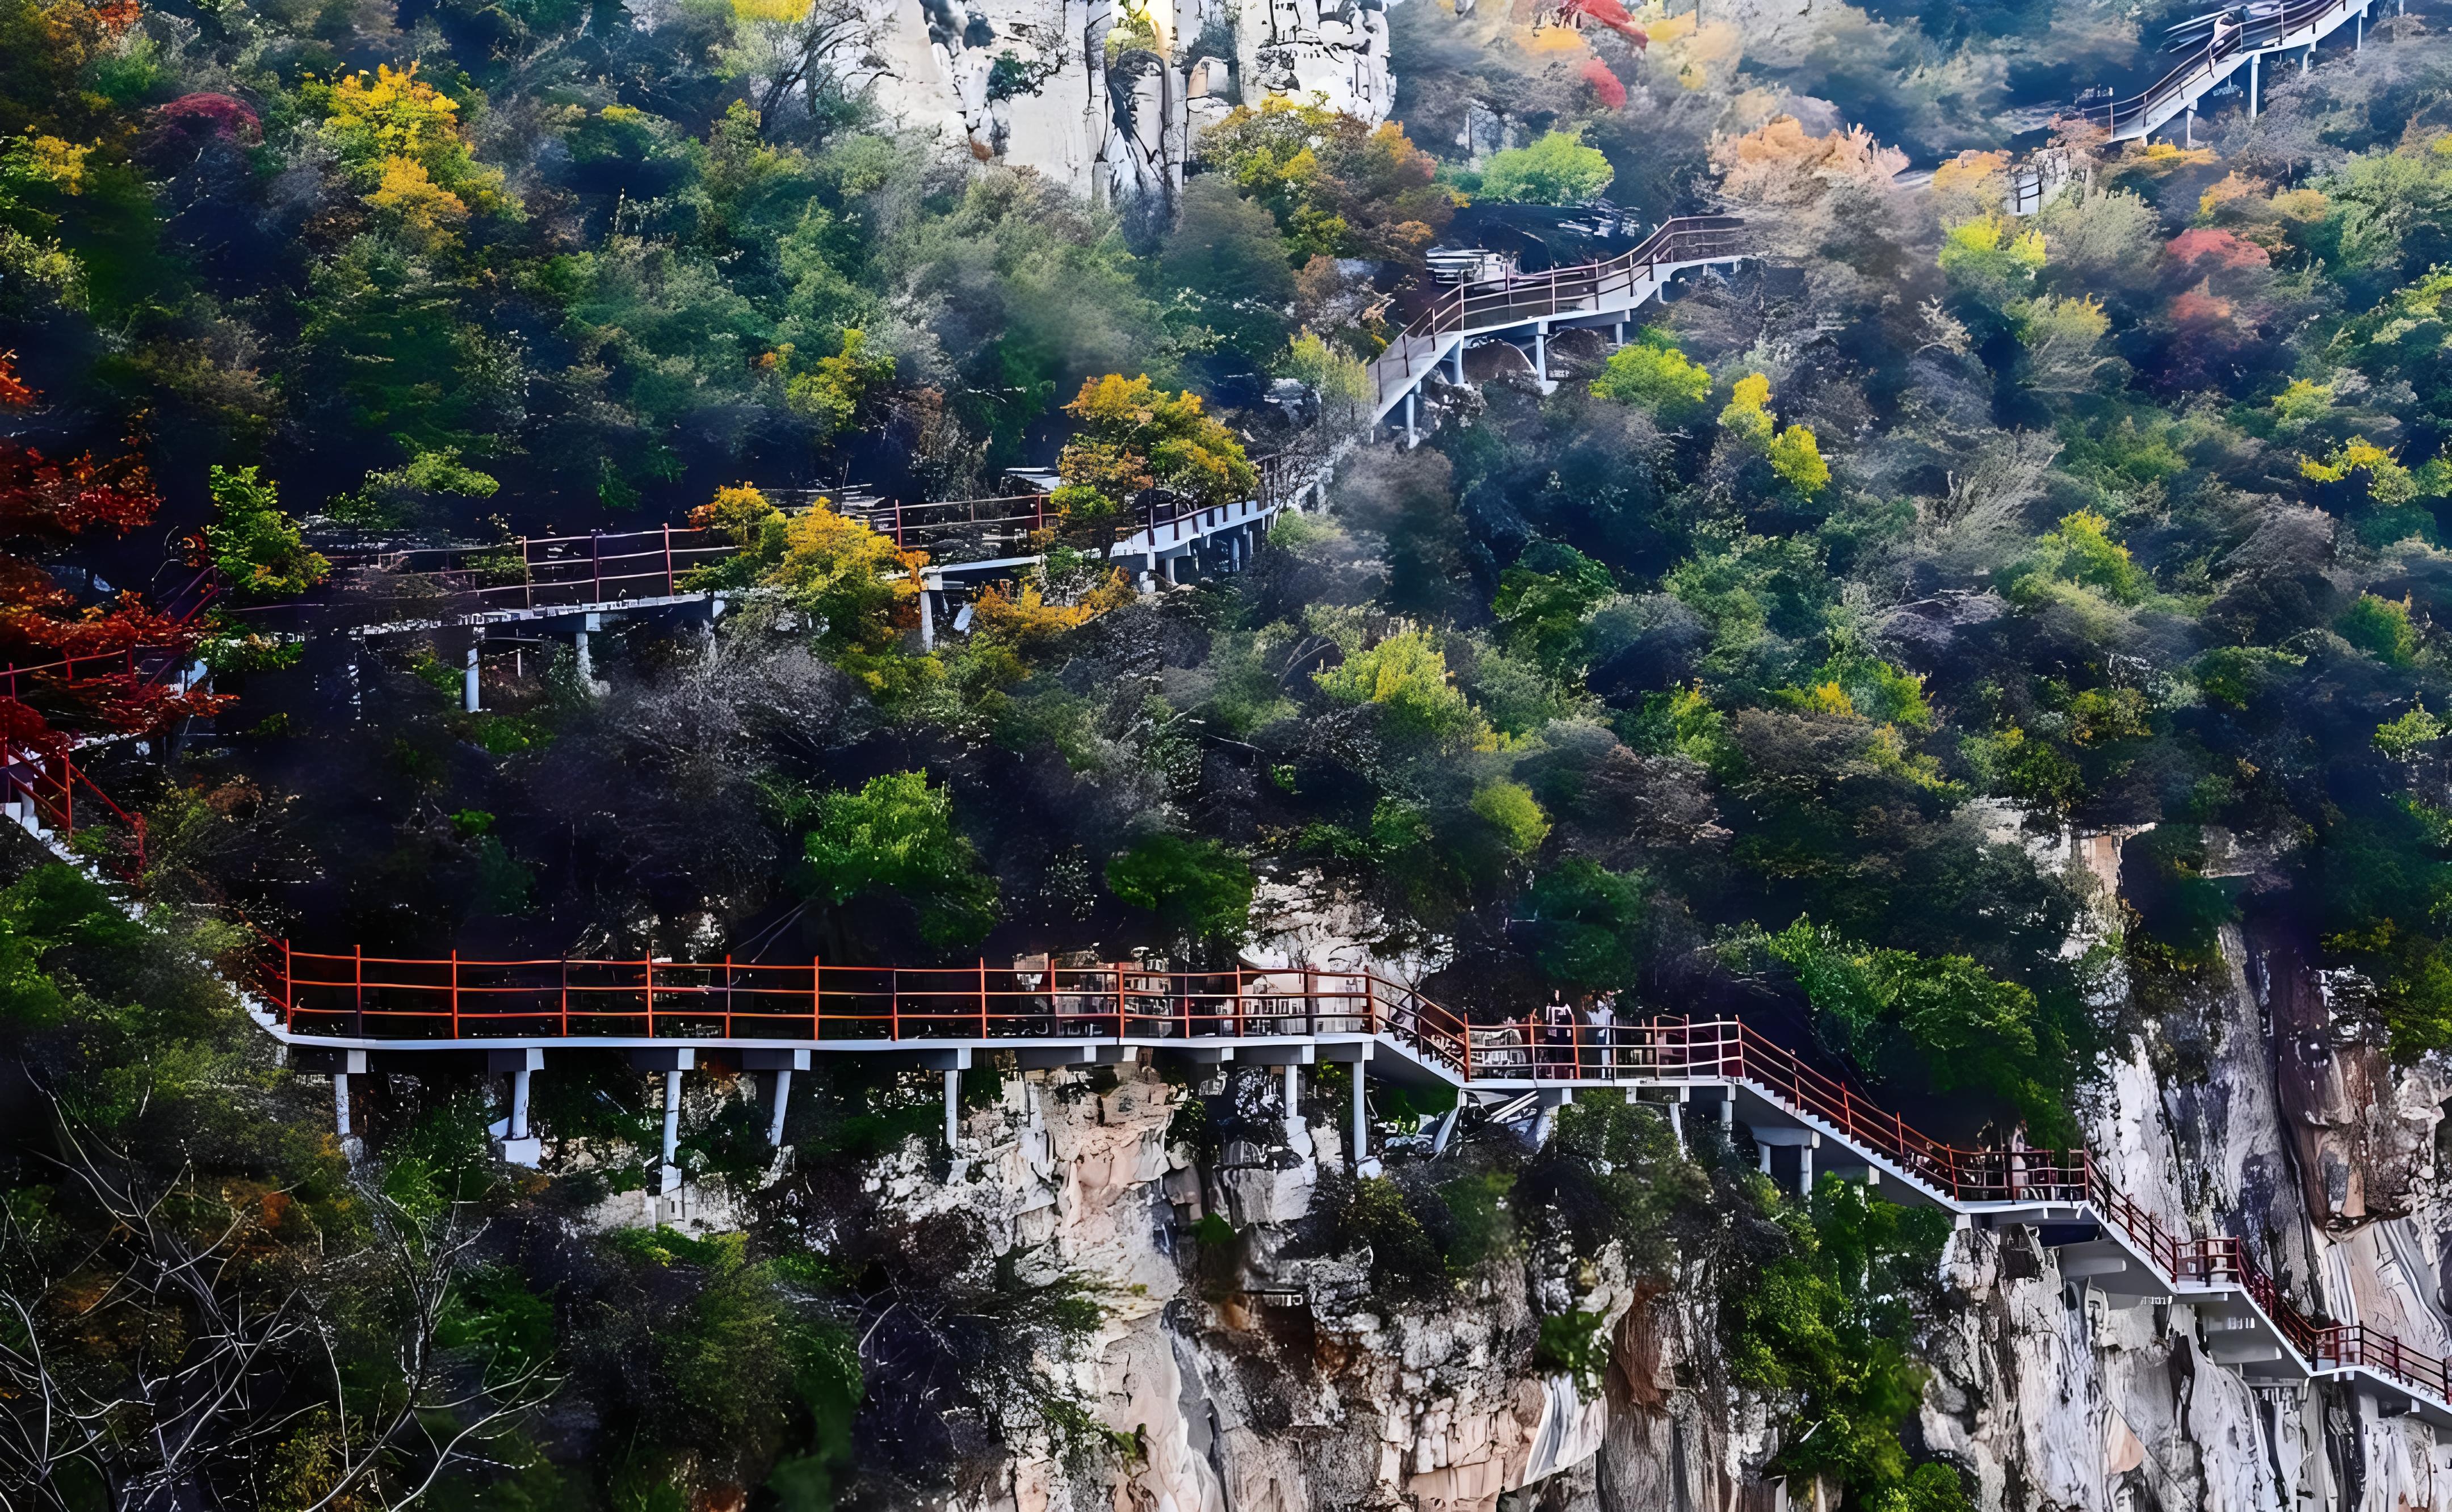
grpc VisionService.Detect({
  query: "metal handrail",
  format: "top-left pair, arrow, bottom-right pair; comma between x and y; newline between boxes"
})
1371,216 -> 1748,409
2064,0 -> 2364,133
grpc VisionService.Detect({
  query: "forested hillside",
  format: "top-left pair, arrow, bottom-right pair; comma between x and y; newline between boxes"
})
14,0 -> 2452,1504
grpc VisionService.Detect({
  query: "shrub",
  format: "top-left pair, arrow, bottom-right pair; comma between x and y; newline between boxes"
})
1589,329 -> 1711,414
1478,131 -> 1614,205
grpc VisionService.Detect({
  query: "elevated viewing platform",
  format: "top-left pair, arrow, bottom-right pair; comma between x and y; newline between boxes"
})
1368,216 -> 1749,440
234,943 -> 2452,1434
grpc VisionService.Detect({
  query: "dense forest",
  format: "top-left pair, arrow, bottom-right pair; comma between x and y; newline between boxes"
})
15,0 -> 2452,1502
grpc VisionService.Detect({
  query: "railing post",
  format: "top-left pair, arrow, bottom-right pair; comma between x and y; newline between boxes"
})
450,950 -> 460,1038
590,531 -> 602,602
980,956 -> 989,1038
560,957 -> 569,1038
724,951 -> 734,1036
353,943 -> 363,1038
284,938 -> 295,1023
812,957 -> 822,1039
891,967 -> 900,1040
642,954 -> 653,1037
664,524 -> 675,595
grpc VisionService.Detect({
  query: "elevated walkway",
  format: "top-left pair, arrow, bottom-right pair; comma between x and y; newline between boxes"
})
236,944 -> 2452,1429
2067,0 -> 2380,142
1367,217 -> 1749,441
230,458 -> 1311,645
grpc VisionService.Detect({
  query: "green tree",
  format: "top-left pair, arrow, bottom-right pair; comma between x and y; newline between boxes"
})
1477,132 -> 1614,205
205,465 -> 330,600
1589,329 -> 1711,415
783,328 -> 897,440
801,771 -> 1001,945
1161,178 -> 1298,359
1105,834 -> 1255,939
1313,627 -> 1484,742
1523,858 -> 1647,989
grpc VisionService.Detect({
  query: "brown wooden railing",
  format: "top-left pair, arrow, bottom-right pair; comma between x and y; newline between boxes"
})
1371,216 -> 1748,413
2064,0 -> 2368,136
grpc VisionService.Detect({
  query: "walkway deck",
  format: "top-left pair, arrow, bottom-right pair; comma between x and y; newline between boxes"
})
2068,0 -> 2379,142
238,946 -> 2452,1429
1367,217 -> 1749,436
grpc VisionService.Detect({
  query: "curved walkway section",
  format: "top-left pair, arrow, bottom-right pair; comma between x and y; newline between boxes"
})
242,945 -> 2452,1428
1367,216 -> 1749,435
2067,0 -> 2379,142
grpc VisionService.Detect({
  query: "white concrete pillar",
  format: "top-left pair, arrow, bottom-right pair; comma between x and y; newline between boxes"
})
661,1069 -> 682,1165
1533,326 -> 1547,383
334,1071 -> 353,1138
1799,1142 -> 1814,1196
1432,1101 -> 1463,1157
768,1068 -> 792,1146
1720,1092 -> 1735,1133
1668,1098 -> 1683,1146
1404,390 -> 1417,447
1350,1068 -> 1367,1166
919,582 -> 936,649
1758,1140 -> 1773,1177
573,628 -> 591,686
2249,52 -> 2260,118
1449,341 -> 1465,384
2185,107 -> 2194,149
943,1068 -> 961,1146
463,641 -> 481,712
1283,1063 -> 1299,1116
510,1068 -> 531,1139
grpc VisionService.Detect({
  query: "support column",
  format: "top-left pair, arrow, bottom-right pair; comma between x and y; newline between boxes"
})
662,1070 -> 682,1170
1350,1066 -> 1367,1169
769,1069 -> 792,1145
1758,1140 -> 1773,1177
919,582 -> 936,650
1282,1062 -> 1299,1117
573,628 -> 591,684
2357,10 -> 2363,47
1720,1091 -> 1735,1135
1404,390 -> 1417,448
1799,1141 -> 1814,1196
2303,41 -> 2312,73
2249,51 -> 2260,119
335,1071 -> 353,1139
511,1069 -> 532,1139
463,636 -> 481,712
2185,107 -> 2194,149
943,1068 -> 961,1148
1532,324 -> 1548,385
1431,1100 -> 1463,1158
630,1048 -> 693,1194
1449,340 -> 1465,385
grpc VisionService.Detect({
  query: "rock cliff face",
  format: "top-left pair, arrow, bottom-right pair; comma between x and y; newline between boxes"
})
1912,831 -> 2452,1512
804,831 -> 2452,1512
856,0 -> 1391,211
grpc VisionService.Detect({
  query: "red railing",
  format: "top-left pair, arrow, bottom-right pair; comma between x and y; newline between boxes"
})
242,939 -> 2452,1409
0,744 -> 148,867
1371,216 -> 1748,411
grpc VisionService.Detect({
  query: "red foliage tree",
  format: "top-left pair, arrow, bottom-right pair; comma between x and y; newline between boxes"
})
0,353 -> 225,755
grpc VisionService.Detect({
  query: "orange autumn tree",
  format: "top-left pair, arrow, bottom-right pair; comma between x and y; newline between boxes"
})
0,353 -> 223,753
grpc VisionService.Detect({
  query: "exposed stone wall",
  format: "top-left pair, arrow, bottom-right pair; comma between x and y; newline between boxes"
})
854,0 -> 1392,209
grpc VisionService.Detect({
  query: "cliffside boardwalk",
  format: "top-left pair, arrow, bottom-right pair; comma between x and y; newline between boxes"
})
236,943 -> 2452,1435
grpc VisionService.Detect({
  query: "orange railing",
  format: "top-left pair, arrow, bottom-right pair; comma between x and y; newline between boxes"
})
1372,217 -> 1748,412
241,938 -> 2452,1407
